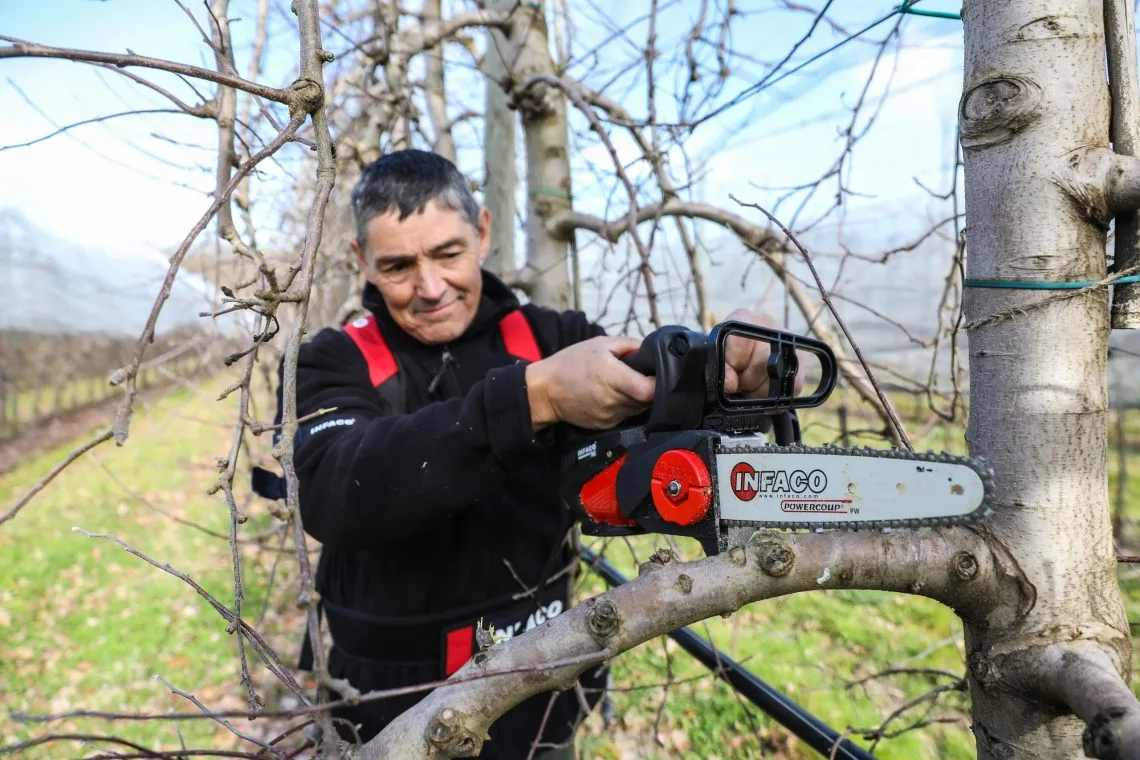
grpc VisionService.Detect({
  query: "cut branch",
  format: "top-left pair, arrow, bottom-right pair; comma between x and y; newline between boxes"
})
1025,641 -> 1140,760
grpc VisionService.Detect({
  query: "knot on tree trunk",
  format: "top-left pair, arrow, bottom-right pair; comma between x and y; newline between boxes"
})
287,77 -> 324,116
959,74 -> 1043,149
585,597 -> 621,643
509,74 -> 560,120
750,530 -> 795,577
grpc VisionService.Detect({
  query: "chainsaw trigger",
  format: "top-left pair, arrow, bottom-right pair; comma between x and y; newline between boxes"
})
650,449 -> 712,526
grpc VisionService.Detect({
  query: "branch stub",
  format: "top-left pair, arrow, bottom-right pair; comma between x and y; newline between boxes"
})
750,530 -> 795,577
585,597 -> 621,643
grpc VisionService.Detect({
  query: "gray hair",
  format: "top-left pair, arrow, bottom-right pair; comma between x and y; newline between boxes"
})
350,149 -> 481,249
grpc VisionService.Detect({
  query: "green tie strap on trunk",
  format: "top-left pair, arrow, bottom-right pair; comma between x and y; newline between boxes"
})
897,2 -> 961,20
965,276 -> 1140,290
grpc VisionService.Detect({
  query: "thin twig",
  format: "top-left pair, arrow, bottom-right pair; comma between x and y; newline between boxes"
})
0,430 -> 113,526
730,195 -> 913,450
0,108 -> 201,152
153,675 -> 283,757
70,527 -> 309,702
0,733 -> 259,759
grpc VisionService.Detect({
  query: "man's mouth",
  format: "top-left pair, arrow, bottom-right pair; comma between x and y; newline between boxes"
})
417,299 -> 456,317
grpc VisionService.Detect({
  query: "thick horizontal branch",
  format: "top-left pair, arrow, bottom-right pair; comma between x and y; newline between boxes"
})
421,8 -> 512,49
551,200 -> 778,249
362,527 -> 1030,758
1024,641 -> 1140,760
346,9 -> 511,60
0,35 -> 290,104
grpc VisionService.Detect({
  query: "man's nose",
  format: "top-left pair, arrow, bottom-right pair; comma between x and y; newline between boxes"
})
416,263 -> 447,301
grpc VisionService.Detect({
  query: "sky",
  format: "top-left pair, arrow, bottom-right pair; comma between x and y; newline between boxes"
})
0,0 -> 970,340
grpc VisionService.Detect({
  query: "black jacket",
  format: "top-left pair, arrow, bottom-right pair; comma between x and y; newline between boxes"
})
279,270 -> 607,751
290,270 -> 603,612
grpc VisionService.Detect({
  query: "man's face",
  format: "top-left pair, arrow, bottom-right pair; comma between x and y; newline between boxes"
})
352,200 -> 491,345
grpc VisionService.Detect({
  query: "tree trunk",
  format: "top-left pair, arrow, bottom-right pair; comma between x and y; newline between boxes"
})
960,1 -> 1133,756
423,0 -> 455,162
510,5 -> 573,311
482,0 -> 517,280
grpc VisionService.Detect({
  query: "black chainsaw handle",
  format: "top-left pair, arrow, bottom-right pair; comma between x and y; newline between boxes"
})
709,320 -> 837,413
618,325 -> 709,432
618,320 -> 838,434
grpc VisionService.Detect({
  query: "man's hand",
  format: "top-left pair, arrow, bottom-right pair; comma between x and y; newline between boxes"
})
526,336 -> 655,431
722,308 -> 806,398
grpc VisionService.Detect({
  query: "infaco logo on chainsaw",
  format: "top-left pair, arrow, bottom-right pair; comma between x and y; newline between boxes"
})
559,320 -> 996,557
729,462 -> 826,500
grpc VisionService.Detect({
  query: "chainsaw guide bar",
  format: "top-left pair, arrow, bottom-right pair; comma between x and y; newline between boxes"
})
711,442 -> 995,532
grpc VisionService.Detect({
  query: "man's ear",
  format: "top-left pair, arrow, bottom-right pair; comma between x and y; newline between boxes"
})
476,206 -> 492,264
350,237 -> 367,272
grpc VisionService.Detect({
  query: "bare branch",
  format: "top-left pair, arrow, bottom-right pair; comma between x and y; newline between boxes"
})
153,675 -> 283,757
0,35 -> 291,104
106,111 -> 305,447
520,74 -> 661,326
69,526 -> 309,701
0,430 -> 113,526
0,108 -> 206,152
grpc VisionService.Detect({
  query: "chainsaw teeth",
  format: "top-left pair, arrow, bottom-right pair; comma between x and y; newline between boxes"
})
712,442 -> 996,532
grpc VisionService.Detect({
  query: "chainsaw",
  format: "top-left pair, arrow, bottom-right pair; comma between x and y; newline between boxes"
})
558,320 -> 994,557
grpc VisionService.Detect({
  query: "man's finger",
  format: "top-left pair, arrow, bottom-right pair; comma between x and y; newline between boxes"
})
723,333 -> 754,371
613,371 -> 655,404
604,335 -> 645,359
723,365 -> 740,394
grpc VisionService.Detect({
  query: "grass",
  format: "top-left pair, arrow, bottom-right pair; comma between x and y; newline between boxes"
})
2,378 -> 1140,758
0,374 -> 301,757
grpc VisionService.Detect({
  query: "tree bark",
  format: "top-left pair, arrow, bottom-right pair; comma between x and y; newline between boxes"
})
481,0 -> 518,281
959,1 -> 1138,757
423,0 -> 455,162
1105,0 -> 1140,327
508,5 -> 572,311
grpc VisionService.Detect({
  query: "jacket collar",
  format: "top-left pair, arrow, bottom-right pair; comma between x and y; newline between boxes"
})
361,269 -> 522,352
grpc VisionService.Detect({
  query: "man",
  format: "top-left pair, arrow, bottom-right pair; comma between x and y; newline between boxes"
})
273,149 -> 786,755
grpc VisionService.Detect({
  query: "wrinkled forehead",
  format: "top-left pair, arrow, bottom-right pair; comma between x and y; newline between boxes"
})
361,200 -> 476,256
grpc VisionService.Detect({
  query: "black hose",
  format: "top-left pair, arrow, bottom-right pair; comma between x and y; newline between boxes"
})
580,547 -> 875,760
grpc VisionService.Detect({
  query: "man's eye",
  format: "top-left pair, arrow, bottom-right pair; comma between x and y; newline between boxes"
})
381,262 -> 410,273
